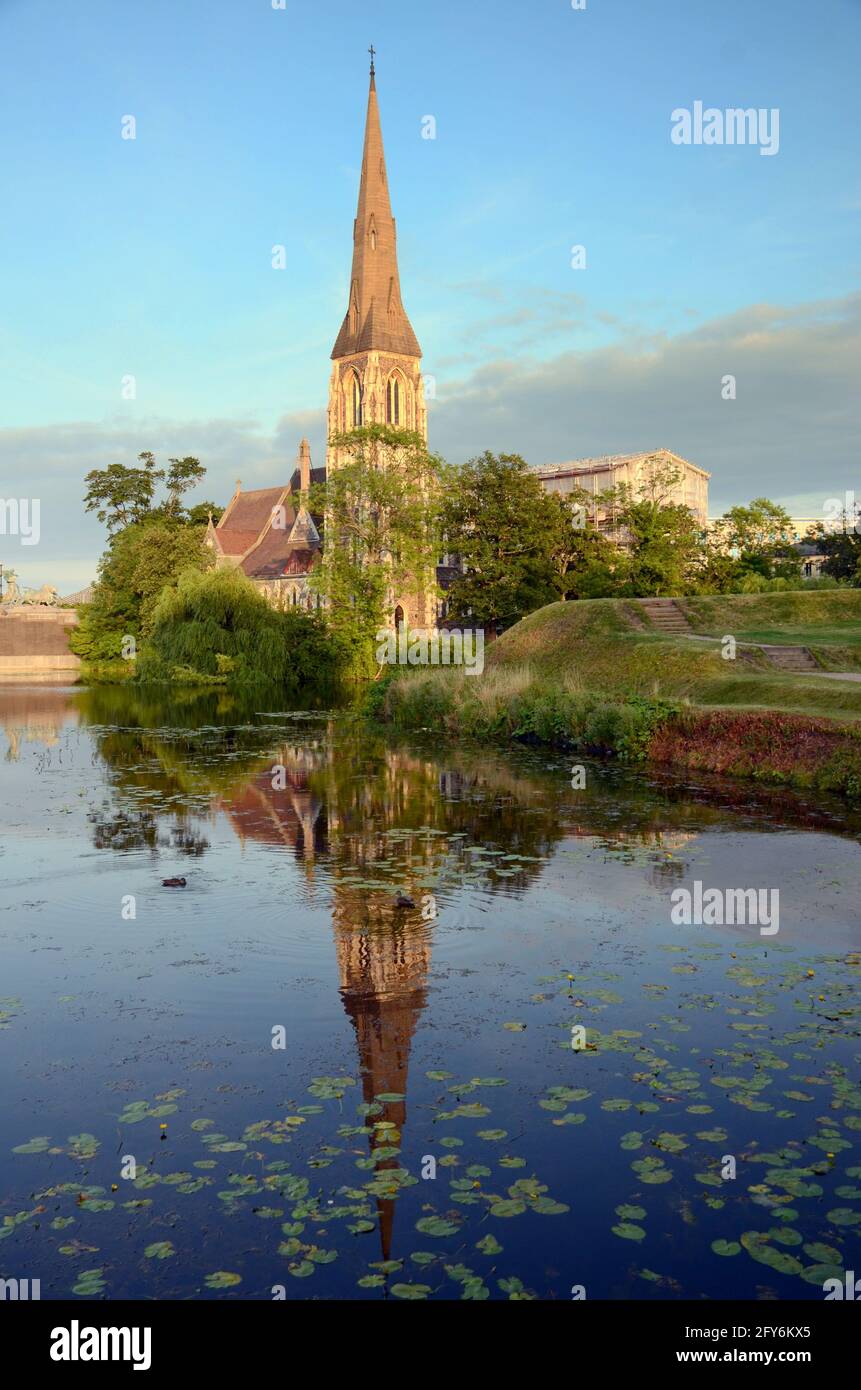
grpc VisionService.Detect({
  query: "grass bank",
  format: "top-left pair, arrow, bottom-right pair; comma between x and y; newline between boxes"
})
370,593 -> 861,798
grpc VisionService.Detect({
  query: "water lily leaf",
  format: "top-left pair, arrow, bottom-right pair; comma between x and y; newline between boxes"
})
768,1226 -> 803,1247
12,1136 -> 51,1154
489,1199 -> 527,1218
826,1208 -> 861,1227
740,1232 -> 803,1275
803,1242 -> 842,1264
654,1132 -> 688,1153
144,1241 -> 175,1260
72,1268 -> 106,1297
415,1216 -> 459,1237
612,1222 -> 646,1241
67,1134 -> 100,1160
800,1263 -> 845,1285
391,1283 -> 431,1299
711,1240 -> 741,1257
204,1271 -> 241,1289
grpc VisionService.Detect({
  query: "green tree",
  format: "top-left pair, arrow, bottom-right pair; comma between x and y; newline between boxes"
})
717,498 -> 798,578
137,566 -> 341,691
186,502 -> 224,527
83,453 -> 163,532
70,518 -> 213,662
549,490 -> 626,599
808,519 -> 861,582
601,461 -> 703,596
309,424 -> 445,676
441,452 -> 562,629
84,451 -> 212,532
160,455 -> 207,518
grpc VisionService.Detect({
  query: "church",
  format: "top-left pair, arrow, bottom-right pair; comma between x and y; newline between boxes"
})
206,55 -> 711,620
206,54 -> 431,625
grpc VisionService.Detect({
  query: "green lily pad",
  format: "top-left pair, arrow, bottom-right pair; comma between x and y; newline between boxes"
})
144,1241 -> 175,1260
415,1216 -> 459,1237
612,1222 -> 646,1241
204,1271 -> 241,1289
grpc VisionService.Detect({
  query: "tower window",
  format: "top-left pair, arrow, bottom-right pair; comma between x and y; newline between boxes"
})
351,373 -> 363,428
386,376 -> 400,426
370,228 -> 377,250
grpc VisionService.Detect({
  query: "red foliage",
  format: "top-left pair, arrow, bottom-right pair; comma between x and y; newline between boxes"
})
648,708 -> 861,784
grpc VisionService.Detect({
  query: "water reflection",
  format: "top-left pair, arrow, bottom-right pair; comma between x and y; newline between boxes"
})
3,682 -> 861,1294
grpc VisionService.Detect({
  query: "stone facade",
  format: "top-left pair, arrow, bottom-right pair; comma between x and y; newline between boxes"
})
0,608 -> 80,676
537,449 -> 711,538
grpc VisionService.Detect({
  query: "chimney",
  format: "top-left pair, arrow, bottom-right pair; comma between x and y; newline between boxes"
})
299,439 -> 311,494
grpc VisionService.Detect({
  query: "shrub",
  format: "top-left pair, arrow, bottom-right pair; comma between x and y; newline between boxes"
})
136,567 -> 343,694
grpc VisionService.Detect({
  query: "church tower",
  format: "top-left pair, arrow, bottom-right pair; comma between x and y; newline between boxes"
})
327,53 -> 427,473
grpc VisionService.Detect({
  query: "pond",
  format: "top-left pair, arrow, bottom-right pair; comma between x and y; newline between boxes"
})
1,682 -> 860,1301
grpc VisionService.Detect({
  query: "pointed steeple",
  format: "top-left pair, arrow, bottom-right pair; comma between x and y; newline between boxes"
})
332,58 -> 421,360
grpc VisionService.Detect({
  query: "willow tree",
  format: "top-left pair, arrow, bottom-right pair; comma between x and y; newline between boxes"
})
309,424 -> 446,678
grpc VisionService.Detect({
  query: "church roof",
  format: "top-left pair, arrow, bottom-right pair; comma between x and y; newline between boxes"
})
214,485 -> 290,556
332,67 -> 422,361
240,503 -> 323,581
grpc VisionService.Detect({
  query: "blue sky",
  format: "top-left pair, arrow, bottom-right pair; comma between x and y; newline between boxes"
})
0,0 -> 859,589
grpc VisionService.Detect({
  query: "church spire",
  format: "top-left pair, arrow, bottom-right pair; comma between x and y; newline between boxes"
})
331,58 -> 421,360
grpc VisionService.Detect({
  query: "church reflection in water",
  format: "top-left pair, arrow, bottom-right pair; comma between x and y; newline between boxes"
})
217,737 -> 439,1259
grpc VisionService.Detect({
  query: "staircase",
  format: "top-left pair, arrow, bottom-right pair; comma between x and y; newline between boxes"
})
759,645 -> 819,672
637,598 -> 692,636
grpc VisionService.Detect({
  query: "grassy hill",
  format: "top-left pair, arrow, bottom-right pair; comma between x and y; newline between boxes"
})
375,591 -> 861,797
487,591 -> 861,719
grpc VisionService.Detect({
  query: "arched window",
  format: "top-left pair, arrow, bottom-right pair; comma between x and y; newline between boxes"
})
386,375 -> 400,426
394,605 -> 405,631
351,372 -> 363,428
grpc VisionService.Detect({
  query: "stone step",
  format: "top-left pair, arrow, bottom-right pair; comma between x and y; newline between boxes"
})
759,645 -> 819,672
636,599 -> 691,634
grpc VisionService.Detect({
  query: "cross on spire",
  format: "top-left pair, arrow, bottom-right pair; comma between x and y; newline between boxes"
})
368,45 -> 375,75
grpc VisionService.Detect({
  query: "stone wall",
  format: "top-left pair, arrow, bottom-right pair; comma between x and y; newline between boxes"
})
0,608 -> 81,675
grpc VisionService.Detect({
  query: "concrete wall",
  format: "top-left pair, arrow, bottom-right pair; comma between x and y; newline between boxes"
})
0,608 -> 80,675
